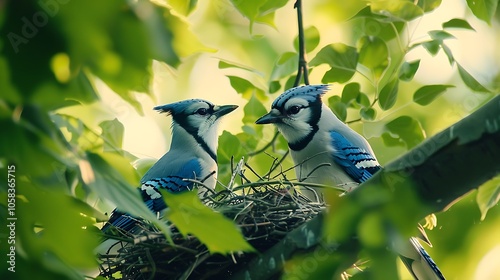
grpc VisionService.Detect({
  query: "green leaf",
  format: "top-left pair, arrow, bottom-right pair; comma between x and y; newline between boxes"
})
358,213 -> 386,248
360,107 -> 377,121
357,36 -> 388,80
17,182 -> 98,268
441,43 -> 455,65
413,84 -> 454,106
416,0 -> 442,12
99,118 -> 124,151
243,94 -> 268,124
310,43 -> 358,83
466,0 -> 498,24
162,6 -> 214,58
100,152 -> 141,186
457,63 -> 491,92
476,176 -> 500,220
293,26 -> 320,53
381,132 -> 403,147
363,18 -> 406,41
357,92 -> 371,108
341,83 -> 361,104
270,52 -> 298,82
228,76 -> 254,94
378,77 -> 398,110
227,76 -> 266,100
230,0 -> 287,27
63,1 -> 163,80
217,131 -> 244,165
162,191 -> 255,254
0,112 -> 70,177
328,96 -> 347,122
0,57 -> 20,105
370,1 -> 424,21
216,131 -> 248,185
442,18 -> 476,31
350,7 -> 405,40
230,0 -> 264,24
383,116 -> 425,149
399,60 -> 420,81
428,30 -> 455,41
167,0 -> 198,15
269,80 -> 281,93
284,75 -> 297,90
84,152 -> 172,237
422,40 -> 441,56
218,59 -> 259,73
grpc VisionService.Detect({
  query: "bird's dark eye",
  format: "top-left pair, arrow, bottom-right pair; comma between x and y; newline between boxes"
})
287,105 -> 302,115
196,108 -> 208,115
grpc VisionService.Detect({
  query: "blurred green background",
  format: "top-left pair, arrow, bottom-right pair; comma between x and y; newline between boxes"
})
1,0 -> 499,279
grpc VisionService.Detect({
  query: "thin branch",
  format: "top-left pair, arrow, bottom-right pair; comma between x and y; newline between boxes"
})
346,118 -> 362,124
293,0 -> 309,87
245,162 -> 264,181
263,150 -> 290,179
229,179 -> 346,193
272,151 -> 330,179
248,131 -> 280,156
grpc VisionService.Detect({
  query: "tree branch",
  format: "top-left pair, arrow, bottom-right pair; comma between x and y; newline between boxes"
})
293,0 -> 309,87
231,94 -> 500,279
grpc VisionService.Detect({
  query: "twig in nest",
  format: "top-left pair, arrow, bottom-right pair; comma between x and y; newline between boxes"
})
97,161 -> 342,280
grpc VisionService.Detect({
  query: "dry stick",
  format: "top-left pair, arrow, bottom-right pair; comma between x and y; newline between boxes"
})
244,162 -> 264,181
230,180 -> 345,193
263,150 -> 290,179
179,252 -> 211,280
272,151 -> 330,179
144,248 -> 156,280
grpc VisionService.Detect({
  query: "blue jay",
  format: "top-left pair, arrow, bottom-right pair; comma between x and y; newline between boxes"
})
255,85 -> 444,280
99,99 -> 237,250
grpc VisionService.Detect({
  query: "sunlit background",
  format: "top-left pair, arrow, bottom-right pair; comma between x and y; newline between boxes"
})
56,1 -> 500,278
4,0 -> 498,279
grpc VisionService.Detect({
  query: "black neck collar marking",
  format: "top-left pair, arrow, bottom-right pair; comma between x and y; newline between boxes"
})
288,98 -> 322,151
173,115 -> 217,162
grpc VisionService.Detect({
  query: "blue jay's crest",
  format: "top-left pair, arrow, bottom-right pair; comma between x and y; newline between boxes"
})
271,84 -> 330,109
153,99 -> 238,162
256,85 -> 331,150
154,99 -> 213,116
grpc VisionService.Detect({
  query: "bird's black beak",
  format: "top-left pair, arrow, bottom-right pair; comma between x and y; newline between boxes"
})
214,104 -> 238,118
255,109 -> 283,124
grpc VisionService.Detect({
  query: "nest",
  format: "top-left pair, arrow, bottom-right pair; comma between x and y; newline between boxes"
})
98,181 -> 326,280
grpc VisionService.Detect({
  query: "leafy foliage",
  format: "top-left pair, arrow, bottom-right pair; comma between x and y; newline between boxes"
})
476,176 -> 500,220
309,43 -> 359,83
413,85 -> 454,106
382,116 -> 426,149
161,190 -> 254,254
0,0 -> 499,279
466,0 -> 499,24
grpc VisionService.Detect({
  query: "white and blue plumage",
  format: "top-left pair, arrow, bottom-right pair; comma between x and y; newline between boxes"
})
256,85 -> 445,280
256,84 -> 380,198
99,99 -> 237,250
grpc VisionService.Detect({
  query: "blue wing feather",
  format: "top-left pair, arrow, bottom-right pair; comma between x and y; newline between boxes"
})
101,158 -> 203,233
329,131 -> 381,183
